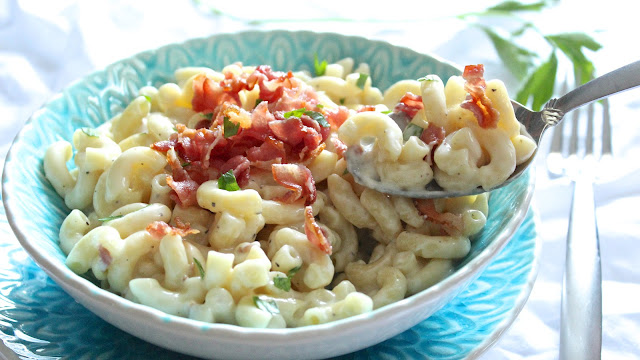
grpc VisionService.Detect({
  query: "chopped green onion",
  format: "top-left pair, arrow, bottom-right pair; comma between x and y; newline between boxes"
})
356,73 -> 369,89
273,276 -> 291,292
223,116 -> 240,138
181,162 -> 191,168
284,108 -> 306,118
81,127 -> 100,137
381,110 -> 393,114
314,54 -> 327,76
403,123 -> 424,142
193,257 -> 205,279
255,98 -> 263,107
339,98 -> 345,105
143,95 -> 152,103
202,112 -> 214,120
284,108 -> 329,128
272,265 -> 302,292
218,170 -> 240,192
98,214 -> 123,223
253,296 -> 280,315
305,110 -> 330,128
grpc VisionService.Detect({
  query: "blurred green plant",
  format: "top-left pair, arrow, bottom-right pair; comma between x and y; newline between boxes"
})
459,0 -> 602,110
193,0 -> 601,111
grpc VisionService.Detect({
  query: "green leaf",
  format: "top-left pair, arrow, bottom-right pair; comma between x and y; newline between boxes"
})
218,170 -> 240,191
481,26 -> 537,80
314,54 -> 327,76
181,162 -> 191,168
202,112 -> 214,120
193,257 -> 205,279
81,127 -> 100,137
255,98 -> 263,107
98,214 -> 123,222
356,73 -> 369,89
273,276 -> 291,292
403,123 -> 424,142
253,296 -> 280,315
545,32 -> 602,84
515,51 -> 558,111
143,95 -> 153,103
223,116 -> 240,138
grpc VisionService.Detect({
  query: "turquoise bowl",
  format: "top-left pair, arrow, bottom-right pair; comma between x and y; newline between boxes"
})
2,31 -> 535,359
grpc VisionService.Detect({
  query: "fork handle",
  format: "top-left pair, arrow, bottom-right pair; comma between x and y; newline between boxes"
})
555,60 -> 640,114
559,177 -> 602,360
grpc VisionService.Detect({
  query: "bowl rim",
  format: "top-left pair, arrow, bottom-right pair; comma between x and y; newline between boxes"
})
1,29 -> 536,344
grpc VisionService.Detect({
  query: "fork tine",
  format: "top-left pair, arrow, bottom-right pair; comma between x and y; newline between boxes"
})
585,102 -> 595,156
549,80 -> 571,155
601,98 -> 612,157
568,107 -> 580,156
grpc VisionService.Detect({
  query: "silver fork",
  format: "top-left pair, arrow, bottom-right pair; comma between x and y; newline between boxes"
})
547,87 -> 612,359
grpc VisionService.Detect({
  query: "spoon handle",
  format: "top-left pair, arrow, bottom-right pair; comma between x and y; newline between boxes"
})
555,60 -> 640,114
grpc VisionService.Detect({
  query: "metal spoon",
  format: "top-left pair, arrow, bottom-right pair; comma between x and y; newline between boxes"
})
345,60 -> 640,198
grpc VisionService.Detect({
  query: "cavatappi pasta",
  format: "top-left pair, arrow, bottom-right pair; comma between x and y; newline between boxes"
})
45,59 -> 507,328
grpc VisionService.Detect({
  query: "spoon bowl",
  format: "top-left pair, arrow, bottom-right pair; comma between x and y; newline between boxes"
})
346,60 -> 640,198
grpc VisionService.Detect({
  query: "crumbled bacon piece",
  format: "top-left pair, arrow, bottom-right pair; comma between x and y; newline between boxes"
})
192,74 -> 240,113
151,64 -> 331,205
461,64 -> 499,128
98,245 -> 112,267
166,148 -> 200,207
323,106 -> 350,130
272,164 -> 316,206
304,206 -> 332,255
357,105 -> 377,112
414,199 -> 464,237
330,136 -> 348,158
394,92 -> 424,119
146,221 -> 200,239
420,123 -> 446,148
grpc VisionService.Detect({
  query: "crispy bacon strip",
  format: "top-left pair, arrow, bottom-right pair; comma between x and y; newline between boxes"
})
272,163 -> 316,206
461,64 -> 499,129
304,206 -> 332,255
166,148 -> 200,207
146,220 -> 199,240
192,74 -> 240,113
394,92 -> 424,119
414,199 -> 464,237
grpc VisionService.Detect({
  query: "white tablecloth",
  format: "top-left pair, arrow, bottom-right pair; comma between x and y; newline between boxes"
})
1,0 -> 639,359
